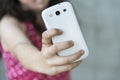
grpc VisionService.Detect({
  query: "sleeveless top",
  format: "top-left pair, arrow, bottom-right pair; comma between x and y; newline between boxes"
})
0,22 -> 70,80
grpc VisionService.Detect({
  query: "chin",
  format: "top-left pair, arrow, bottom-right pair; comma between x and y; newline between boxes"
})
37,4 -> 48,11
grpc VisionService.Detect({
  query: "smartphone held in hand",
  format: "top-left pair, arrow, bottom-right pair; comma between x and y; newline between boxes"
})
42,2 -> 89,61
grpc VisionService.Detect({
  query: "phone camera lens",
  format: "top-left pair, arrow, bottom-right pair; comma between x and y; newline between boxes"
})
55,11 -> 60,16
63,9 -> 67,12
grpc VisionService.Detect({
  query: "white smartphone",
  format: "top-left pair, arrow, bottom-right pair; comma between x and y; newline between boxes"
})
41,2 -> 89,60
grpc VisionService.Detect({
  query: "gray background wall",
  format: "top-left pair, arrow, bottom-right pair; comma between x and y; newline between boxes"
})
69,0 -> 120,80
0,0 -> 120,80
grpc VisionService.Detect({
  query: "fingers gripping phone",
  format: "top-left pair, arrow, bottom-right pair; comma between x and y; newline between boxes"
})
41,2 -> 89,60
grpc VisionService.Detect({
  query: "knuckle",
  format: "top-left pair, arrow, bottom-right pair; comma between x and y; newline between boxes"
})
52,67 -> 58,75
42,31 -> 48,38
51,45 -> 58,52
46,60 -> 52,66
64,58 -> 70,64
68,66 -> 73,70
42,51 -> 50,59
43,55 -> 49,60
42,31 -> 50,39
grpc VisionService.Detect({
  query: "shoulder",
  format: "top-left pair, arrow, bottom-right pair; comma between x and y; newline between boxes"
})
0,15 -> 25,33
0,15 -> 32,54
1,15 -> 21,26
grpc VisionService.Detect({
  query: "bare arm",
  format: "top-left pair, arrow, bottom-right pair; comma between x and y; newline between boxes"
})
0,16 -> 84,76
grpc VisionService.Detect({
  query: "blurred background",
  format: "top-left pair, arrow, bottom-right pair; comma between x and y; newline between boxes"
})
69,0 -> 120,80
0,0 -> 120,80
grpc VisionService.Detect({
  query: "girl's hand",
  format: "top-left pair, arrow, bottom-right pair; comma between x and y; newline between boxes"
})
36,28 -> 84,76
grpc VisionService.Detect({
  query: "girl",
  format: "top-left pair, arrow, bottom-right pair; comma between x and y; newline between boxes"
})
0,0 -> 84,80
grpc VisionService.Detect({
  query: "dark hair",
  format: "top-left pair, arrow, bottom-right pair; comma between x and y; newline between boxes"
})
0,0 -> 64,57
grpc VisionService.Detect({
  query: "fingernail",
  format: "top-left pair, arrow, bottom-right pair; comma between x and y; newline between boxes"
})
80,50 -> 84,54
59,29 -> 63,33
70,40 -> 74,46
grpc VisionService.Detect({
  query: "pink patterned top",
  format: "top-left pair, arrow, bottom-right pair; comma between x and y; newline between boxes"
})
0,22 -> 70,80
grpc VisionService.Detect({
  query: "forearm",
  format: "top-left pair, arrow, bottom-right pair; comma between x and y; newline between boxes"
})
12,42 -> 41,71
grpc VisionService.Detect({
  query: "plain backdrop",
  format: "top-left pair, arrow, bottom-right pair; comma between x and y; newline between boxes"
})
68,0 -> 120,80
